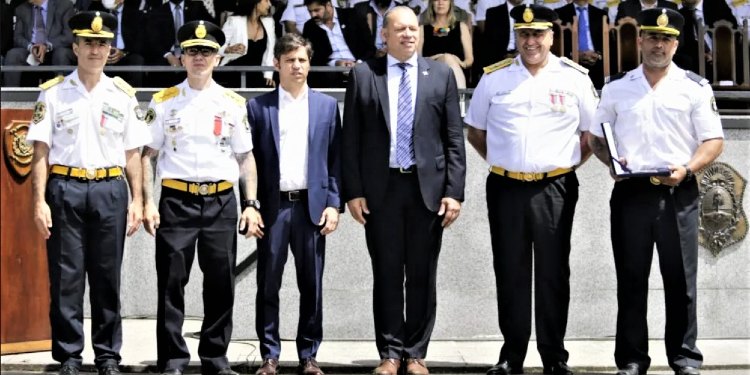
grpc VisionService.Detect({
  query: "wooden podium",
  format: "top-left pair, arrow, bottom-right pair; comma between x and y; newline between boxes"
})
0,109 -> 51,354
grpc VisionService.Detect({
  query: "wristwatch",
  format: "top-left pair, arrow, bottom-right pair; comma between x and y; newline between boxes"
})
683,164 -> 693,181
242,199 -> 261,210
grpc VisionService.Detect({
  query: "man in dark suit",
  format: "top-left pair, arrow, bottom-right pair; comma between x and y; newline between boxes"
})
478,0 -> 524,76
675,0 -> 738,81
246,33 -> 342,375
4,0 -> 76,87
615,0 -> 676,24
302,0 -> 375,86
342,6 -> 466,375
89,0 -> 146,86
557,0 -> 609,88
143,0 -> 214,86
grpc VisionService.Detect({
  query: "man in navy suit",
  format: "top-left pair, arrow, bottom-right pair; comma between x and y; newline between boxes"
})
246,33 -> 342,375
342,6 -> 466,375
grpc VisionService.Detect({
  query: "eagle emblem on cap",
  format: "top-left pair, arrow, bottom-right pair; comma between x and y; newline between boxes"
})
92,11 -> 103,33
523,7 -> 534,23
657,9 -> 668,27
196,22 -> 207,39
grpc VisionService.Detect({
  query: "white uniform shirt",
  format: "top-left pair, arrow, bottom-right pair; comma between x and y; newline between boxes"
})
146,80 -> 253,183
278,85 -> 310,191
591,63 -> 724,170
464,55 -> 598,172
26,70 -> 151,168
536,0 -> 568,9
386,53 -> 418,168
281,0 -> 312,33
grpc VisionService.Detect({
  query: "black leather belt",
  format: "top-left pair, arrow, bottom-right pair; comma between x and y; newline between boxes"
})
280,190 -> 307,201
390,165 -> 416,174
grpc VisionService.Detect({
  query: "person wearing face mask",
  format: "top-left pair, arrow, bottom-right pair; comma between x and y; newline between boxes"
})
343,7 -> 466,375
219,0 -> 277,87
589,8 -> 724,375
141,20 -> 255,375
465,5 -> 597,375
88,0 -> 146,87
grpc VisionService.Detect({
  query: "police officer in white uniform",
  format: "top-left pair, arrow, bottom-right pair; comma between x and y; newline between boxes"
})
589,8 -> 723,375
141,20 -> 257,375
465,5 -> 597,375
27,11 -> 150,375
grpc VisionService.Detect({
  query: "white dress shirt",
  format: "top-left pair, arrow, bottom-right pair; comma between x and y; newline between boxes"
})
369,0 -> 397,49
26,70 -> 152,168
146,80 -> 253,183
592,63 -> 724,170
465,55 -> 599,172
278,85 -> 310,191
319,8 -> 356,65
386,53 -> 418,168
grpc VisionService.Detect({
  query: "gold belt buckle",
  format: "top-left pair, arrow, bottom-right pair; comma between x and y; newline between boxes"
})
198,184 -> 210,195
85,168 -> 97,180
522,172 -> 536,182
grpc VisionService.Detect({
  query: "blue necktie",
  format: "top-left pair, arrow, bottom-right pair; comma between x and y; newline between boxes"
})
396,62 -> 415,168
577,6 -> 591,51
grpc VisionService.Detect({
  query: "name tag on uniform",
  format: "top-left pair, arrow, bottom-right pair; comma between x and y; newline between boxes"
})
102,103 -> 124,122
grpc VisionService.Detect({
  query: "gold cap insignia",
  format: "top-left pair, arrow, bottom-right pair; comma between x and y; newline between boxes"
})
523,6 -> 534,23
196,22 -> 207,39
657,9 -> 668,27
92,11 -> 103,33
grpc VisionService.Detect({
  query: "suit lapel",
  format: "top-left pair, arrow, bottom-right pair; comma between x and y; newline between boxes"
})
45,1 -> 55,30
414,56 -> 431,132
268,89 -> 281,157
373,57 -> 390,131
307,90 -> 318,149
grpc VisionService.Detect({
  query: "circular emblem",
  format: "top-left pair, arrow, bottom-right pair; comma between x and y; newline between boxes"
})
32,101 -> 46,124
144,108 -> 156,125
650,176 -> 661,185
657,10 -> 669,28
523,7 -> 534,23
92,12 -> 103,33
710,96 -> 719,115
196,24 -> 207,39
134,106 -> 145,121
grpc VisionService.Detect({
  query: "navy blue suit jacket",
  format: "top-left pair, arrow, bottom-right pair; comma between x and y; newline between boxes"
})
247,88 -> 343,225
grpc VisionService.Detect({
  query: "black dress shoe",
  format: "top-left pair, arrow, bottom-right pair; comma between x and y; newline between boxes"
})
544,361 -> 573,375
675,366 -> 700,375
616,363 -> 642,375
486,360 -> 523,375
59,365 -> 79,375
162,369 -> 184,375
98,364 -> 121,375
214,368 -> 239,375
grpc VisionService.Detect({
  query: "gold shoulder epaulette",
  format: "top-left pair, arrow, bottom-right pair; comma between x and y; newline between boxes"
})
483,58 -> 514,75
39,75 -> 64,90
224,89 -> 246,107
560,57 -> 589,75
153,86 -> 179,103
113,76 -> 136,97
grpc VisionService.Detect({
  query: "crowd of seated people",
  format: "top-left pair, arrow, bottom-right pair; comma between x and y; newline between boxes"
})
1,0 -> 748,89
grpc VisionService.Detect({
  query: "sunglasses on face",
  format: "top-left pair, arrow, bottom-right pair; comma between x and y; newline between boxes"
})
184,47 -> 217,57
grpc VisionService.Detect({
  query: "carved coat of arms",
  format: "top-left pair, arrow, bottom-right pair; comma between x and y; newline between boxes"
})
697,162 -> 748,255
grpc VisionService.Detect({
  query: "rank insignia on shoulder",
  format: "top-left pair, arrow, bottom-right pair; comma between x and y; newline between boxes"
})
560,57 -> 588,74
144,108 -> 156,125
32,101 -> 46,124
483,58 -> 513,74
224,89 -> 246,107
686,71 -> 709,86
113,76 -> 136,97
153,86 -> 179,103
605,71 -> 627,84
39,75 -> 64,90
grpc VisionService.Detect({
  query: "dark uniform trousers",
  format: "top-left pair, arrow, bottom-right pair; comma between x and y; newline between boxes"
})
486,172 -> 579,369
155,187 -> 238,373
46,175 -> 129,369
364,170 -> 444,360
256,192 -> 325,360
611,178 -> 702,372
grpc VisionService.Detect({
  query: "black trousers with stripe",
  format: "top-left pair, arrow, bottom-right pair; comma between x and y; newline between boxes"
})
611,178 -> 702,371
46,175 -> 129,369
155,187 -> 238,373
486,172 -> 579,369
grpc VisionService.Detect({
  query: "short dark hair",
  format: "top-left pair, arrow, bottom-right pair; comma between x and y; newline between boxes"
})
234,0 -> 259,17
273,33 -> 313,60
303,0 -> 329,8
